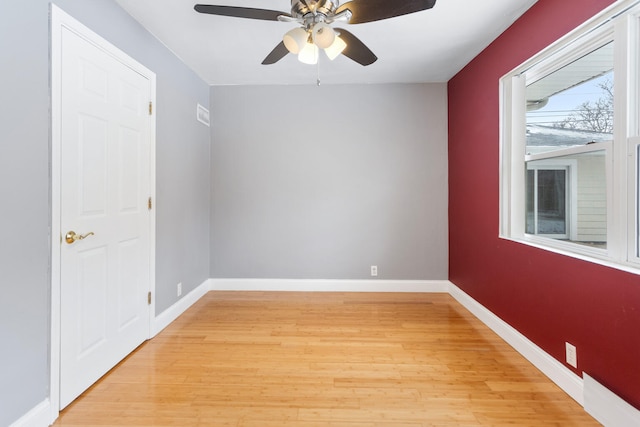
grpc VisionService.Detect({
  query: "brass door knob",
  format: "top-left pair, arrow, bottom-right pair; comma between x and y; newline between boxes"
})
65,231 -> 95,244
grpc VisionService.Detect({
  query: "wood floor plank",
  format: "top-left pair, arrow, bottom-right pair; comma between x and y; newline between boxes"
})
53,292 -> 600,426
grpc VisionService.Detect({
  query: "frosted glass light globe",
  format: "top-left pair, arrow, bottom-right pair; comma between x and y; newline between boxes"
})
312,22 -> 335,49
324,35 -> 347,60
283,27 -> 308,54
298,42 -> 319,65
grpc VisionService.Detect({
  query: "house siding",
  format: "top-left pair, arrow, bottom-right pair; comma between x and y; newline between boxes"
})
576,155 -> 607,242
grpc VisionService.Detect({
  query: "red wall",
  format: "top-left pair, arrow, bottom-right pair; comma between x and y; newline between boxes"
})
448,0 -> 640,409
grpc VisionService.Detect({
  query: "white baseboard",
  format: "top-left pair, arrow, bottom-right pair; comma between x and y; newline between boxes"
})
152,278 -> 212,336
210,278 -> 451,293
584,373 -> 640,427
448,283 -> 584,405
9,399 -> 51,427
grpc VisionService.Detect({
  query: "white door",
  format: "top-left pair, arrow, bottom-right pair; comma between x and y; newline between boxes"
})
58,25 -> 154,408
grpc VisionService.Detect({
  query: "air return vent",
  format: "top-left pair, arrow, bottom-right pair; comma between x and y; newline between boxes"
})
197,103 -> 210,127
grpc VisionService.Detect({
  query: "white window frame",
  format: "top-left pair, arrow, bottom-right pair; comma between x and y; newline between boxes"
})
500,0 -> 640,274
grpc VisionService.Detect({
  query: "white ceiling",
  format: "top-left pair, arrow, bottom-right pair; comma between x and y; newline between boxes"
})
114,0 -> 539,86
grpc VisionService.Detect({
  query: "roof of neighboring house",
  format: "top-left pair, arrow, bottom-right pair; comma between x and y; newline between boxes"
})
526,124 -> 612,149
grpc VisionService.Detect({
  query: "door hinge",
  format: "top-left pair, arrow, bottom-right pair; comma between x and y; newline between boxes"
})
148,291 -> 152,305
148,197 -> 152,210
148,101 -> 153,115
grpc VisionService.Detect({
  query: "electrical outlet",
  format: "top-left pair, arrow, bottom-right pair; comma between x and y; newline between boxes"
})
371,265 -> 378,277
177,282 -> 182,297
566,342 -> 577,368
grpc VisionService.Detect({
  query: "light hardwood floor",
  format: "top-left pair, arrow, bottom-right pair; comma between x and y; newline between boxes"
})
54,292 -> 600,426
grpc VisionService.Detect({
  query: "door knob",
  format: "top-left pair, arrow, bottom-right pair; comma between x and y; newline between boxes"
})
65,231 -> 95,244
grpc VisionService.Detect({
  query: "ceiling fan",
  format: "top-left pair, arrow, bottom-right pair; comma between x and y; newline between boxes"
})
194,0 -> 437,66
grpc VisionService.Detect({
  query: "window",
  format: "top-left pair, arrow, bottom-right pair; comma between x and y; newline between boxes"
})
500,1 -> 640,272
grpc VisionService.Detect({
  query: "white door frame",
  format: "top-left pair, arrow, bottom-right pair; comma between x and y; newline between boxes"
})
50,4 -> 156,420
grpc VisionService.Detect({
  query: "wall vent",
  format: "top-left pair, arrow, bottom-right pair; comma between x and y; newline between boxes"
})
197,103 -> 210,127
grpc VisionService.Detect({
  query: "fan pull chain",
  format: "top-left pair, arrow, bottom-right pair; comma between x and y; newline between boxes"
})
317,53 -> 321,86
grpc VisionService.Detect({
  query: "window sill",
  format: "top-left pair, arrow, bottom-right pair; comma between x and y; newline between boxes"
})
499,234 -> 640,276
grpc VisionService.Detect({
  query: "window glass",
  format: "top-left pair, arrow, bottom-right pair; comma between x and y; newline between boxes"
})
637,145 -> 640,258
527,169 -> 568,236
525,42 -> 614,156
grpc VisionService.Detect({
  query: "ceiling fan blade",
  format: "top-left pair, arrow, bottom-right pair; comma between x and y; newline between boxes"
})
262,41 -> 289,65
336,0 -> 436,24
194,4 -> 291,21
334,28 -> 377,66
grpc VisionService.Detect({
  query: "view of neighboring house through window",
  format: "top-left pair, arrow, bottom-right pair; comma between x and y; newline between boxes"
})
524,43 -> 612,248
500,0 -> 640,271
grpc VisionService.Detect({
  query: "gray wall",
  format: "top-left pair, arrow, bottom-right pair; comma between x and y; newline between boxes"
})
0,1 -> 210,425
210,84 -> 448,280
0,1 -> 51,424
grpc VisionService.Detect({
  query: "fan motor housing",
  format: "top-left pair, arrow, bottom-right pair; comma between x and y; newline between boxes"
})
291,0 -> 339,19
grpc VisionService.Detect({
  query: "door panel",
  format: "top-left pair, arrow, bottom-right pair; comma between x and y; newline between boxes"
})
77,246 -> 108,356
78,114 -> 108,215
117,238 -> 142,329
118,127 -> 142,212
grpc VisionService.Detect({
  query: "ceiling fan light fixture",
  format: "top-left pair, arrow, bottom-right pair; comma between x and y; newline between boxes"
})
311,22 -> 335,49
298,42 -> 319,65
195,0 -> 438,67
324,35 -> 347,60
283,27 -> 308,54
